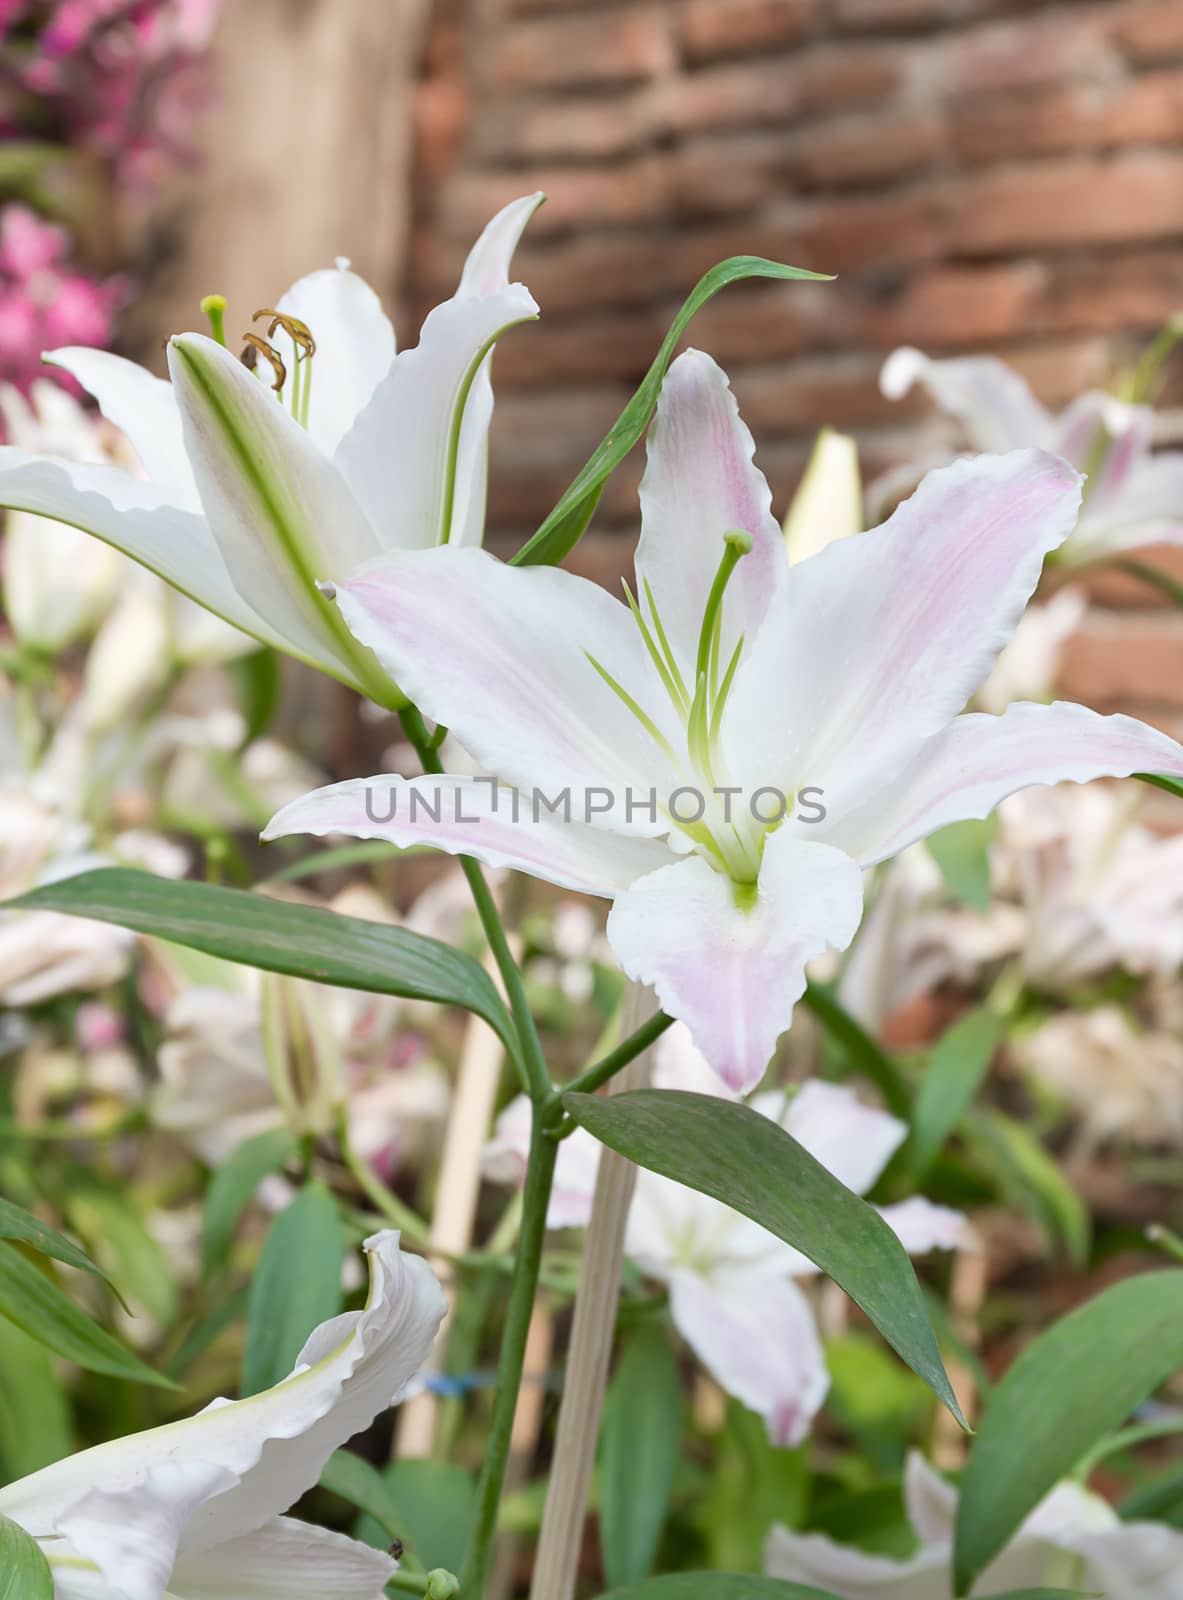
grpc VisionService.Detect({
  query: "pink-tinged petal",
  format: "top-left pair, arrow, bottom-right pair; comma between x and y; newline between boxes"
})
1052,391 -> 1150,490
0,448 -> 280,648
483,1094 -> 601,1230
607,830 -> 865,1093
765,1525 -> 951,1598
725,450 -> 1083,808
172,1516 -> 397,1600
881,347 -> 1054,454
271,262 -> 397,454
1070,450 -> 1183,562
635,349 -> 785,669
819,700 -> 1183,867
652,1020 -> 739,1099
43,346 -> 199,507
335,547 -> 679,826
879,1196 -> 971,1256
763,1081 -> 907,1197
669,1269 -> 830,1448
263,774 -> 673,898
334,287 -> 537,553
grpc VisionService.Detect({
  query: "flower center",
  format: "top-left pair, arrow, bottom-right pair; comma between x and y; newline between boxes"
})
201,294 -> 317,427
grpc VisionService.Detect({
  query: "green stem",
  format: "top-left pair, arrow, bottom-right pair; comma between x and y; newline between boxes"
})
551,1010 -> 674,1109
459,1117 -> 559,1596
397,705 -> 552,1105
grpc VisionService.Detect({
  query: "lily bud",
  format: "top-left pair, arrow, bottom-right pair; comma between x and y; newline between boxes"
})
782,427 -> 862,565
260,972 -> 344,1140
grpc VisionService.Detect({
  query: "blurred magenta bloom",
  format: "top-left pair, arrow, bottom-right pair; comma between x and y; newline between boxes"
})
0,204 -> 120,395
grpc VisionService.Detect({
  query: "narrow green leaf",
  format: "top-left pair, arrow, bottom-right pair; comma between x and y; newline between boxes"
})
0,1241 -> 174,1389
801,982 -> 911,1117
202,1126 -> 298,1276
67,1182 -> 178,1329
7,869 -> 517,1056
1137,771 -> 1183,802
165,1286 -> 249,1382
965,1109 -> 1090,1265
0,1196 -> 111,1288
241,1181 -> 343,1395
564,1090 -> 964,1426
321,1451 -> 424,1571
596,1578 -> 844,1599
954,1269 -> 1183,1591
701,1400 -> 808,1572
0,1515 -> 53,1600
0,1318 -> 72,1478
1119,557 -> 1183,610
227,646 -> 282,746
925,814 -> 998,910
910,1008 -> 1003,1177
1120,1458 -> 1183,1526
600,1320 -> 683,1587
352,1460 -> 476,1577
511,256 -> 830,568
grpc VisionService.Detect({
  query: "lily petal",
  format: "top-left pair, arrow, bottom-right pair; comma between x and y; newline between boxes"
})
761,1081 -> 906,1198
1072,449 -> 1183,560
783,427 -> 862,565
334,548 -> 678,823
669,1268 -> 830,1448
457,191 -> 546,299
270,262 -> 397,454
167,333 -> 387,692
44,347 -> 199,507
635,348 -> 785,670
334,286 -> 538,553
879,1196 -> 971,1255
880,347 -> 1054,454
903,1452 -> 959,1546
171,1515 -> 396,1600
263,774 -> 674,897
0,1234 -> 444,1561
819,700 -> 1183,867
606,829 -> 865,1092
0,449 -> 277,646
765,1522 -> 951,1599
726,451 -> 1083,808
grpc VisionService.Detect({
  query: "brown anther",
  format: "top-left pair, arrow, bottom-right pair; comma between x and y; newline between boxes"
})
240,332 -> 287,393
253,307 -> 316,359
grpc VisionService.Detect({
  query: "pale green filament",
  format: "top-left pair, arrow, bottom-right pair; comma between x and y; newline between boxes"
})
584,650 -> 676,761
642,578 -> 688,704
622,580 -> 688,715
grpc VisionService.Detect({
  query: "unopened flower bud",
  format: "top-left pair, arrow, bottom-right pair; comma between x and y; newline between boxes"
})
260,972 -> 344,1139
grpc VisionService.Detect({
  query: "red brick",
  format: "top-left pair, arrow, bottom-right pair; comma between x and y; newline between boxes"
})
445,161 -> 666,240
1078,546 -> 1183,610
657,48 -> 901,135
834,0 -> 951,28
802,190 -> 949,273
953,156 -> 1183,256
735,355 -> 921,434
667,219 -> 808,287
1002,337 -> 1112,409
1117,1 -> 1183,64
680,283 -> 812,363
483,95 -> 654,163
669,135 -> 791,220
1059,615 -> 1183,709
793,113 -> 941,188
863,262 -> 1047,348
488,9 -> 673,92
1028,253 -> 1183,340
493,310 -> 666,387
512,235 -> 671,313
951,72 -> 1183,166
938,14 -> 1121,96
680,0 -> 815,64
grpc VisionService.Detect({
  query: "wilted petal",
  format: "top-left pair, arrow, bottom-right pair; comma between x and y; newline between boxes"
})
820,700 -> 1183,867
172,1515 -> 396,1600
263,774 -> 674,898
783,427 -> 862,565
880,347 -> 1053,454
726,451 -> 1083,808
607,830 -> 864,1092
167,333 -> 386,691
334,548 -> 679,822
269,262 -> 397,455
635,349 -> 785,670
669,1268 -> 829,1448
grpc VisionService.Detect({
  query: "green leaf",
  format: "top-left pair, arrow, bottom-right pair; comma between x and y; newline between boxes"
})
511,256 -> 830,568
0,1196 -> 112,1289
964,1109 -> 1090,1264
67,1182 -> 178,1329
954,1268 -> 1183,1591
8,869 -> 517,1056
600,1320 -> 683,1588
352,1460 -> 477,1577
1137,771 -> 1183,802
241,1181 -> 343,1395
800,982 -> 911,1117
202,1127 -> 298,1277
910,1008 -> 1003,1178
597,1579 -> 844,1599
1119,557 -> 1183,610
699,1400 -> 807,1572
925,815 -> 998,910
0,1515 -> 53,1600
0,1317 -> 72,1478
321,1451 -> 424,1570
1120,1459 -> 1183,1526
564,1090 -> 964,1425
226,646 -> 282,746
0,1241 -> 174,1388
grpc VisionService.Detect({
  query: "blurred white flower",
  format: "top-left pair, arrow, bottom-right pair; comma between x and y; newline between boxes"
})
973,587 -> 1087,715
782,427 -> 862,565
767,1450 -> 1183,1599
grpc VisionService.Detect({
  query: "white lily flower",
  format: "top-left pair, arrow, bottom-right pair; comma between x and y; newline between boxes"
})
879,345 -> 1183,565
0,380 -> 121,651
484,1036 -> 967,1447
766,1450 -> 1183,1598
0,194 -> 543,701
973,585 -> 1086,715
264,348 -> 1183,1091
0,1231 -> 444,1600
782,427 -> 862,565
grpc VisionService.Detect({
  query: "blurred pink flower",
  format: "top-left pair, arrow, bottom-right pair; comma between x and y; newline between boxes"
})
0,204 -> 120,397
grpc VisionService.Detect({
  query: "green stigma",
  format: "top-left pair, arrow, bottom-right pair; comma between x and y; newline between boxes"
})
200,293 -> 228,347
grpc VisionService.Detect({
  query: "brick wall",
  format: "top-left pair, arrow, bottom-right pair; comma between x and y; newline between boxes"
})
405,0 -> 1183,745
